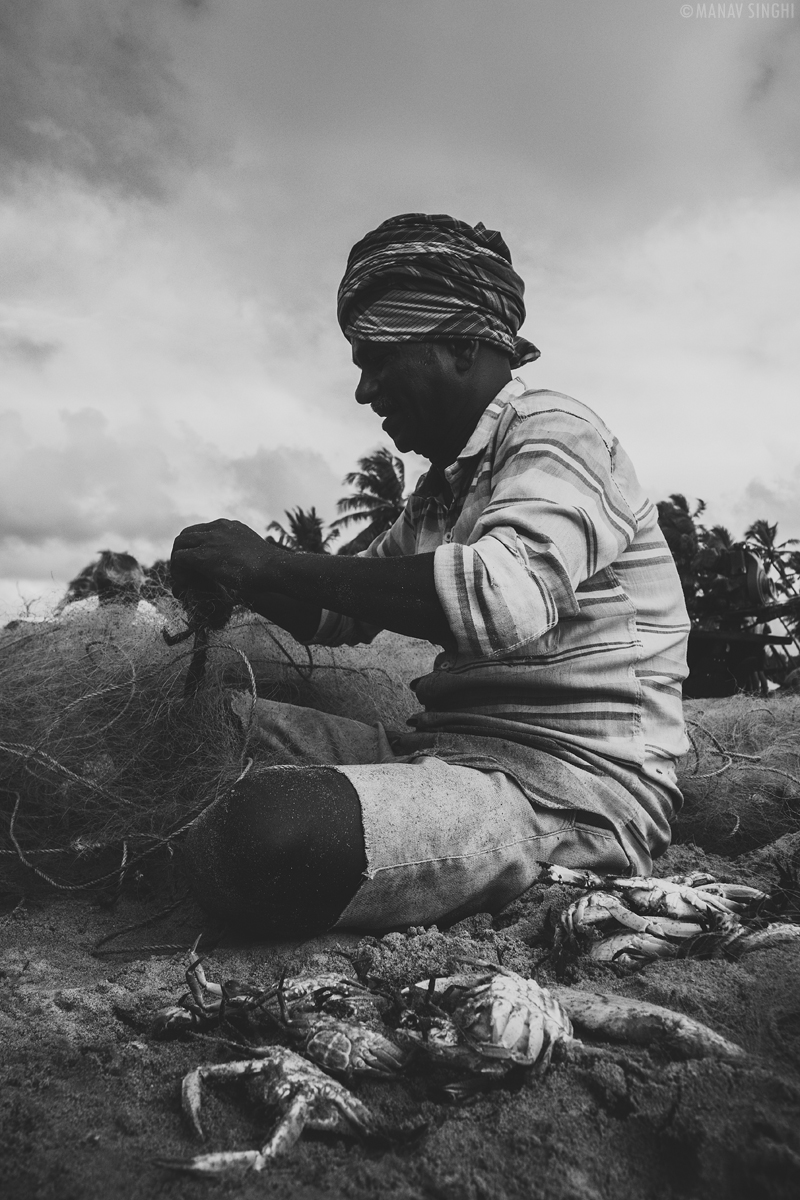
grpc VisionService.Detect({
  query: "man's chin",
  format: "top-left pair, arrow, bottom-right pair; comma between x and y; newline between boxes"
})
381,417 -> 426,457
382,418 -> 406,447
386,429 -> 414,454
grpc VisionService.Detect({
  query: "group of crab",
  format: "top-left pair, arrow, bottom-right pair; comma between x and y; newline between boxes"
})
149,873 -> 773,1177
547,864 -> 800,968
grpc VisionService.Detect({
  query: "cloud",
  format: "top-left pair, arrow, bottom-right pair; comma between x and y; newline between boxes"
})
0,408 -> 184,545
512,189 -> 800,540
0,406 -> 348,550
1,0 -> 798,609
733,472 -> 800,539
228,447 -> 344,531
0,403 -> 353,616
0,0 -> 203,197
0,327 -> 59,365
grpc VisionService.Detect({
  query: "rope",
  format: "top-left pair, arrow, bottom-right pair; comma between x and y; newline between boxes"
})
685,718 -> 800,790
0,741 -> 123,802
259,624 -> 315,682
3,758 -> 253,894
91,890 -> 192,953
217,644 -> 259,767
93,932 -> 223,958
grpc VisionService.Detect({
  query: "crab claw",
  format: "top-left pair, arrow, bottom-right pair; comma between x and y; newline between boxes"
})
156,1150 -> 264,1175
539,863 -> 606,888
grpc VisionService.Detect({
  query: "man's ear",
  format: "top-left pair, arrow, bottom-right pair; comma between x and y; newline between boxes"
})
449,339 -> 481,374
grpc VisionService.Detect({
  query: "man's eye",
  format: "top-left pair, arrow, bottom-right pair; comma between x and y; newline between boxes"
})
356,346 -> 392,370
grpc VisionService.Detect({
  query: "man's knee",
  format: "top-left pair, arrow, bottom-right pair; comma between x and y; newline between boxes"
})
182,766 -> 365,933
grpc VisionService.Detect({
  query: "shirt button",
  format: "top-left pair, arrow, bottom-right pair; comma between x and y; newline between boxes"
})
444,531 -> 453,543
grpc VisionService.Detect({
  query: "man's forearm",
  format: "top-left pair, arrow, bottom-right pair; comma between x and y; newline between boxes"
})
245,552 -> 452,646
246,590 -> 322,643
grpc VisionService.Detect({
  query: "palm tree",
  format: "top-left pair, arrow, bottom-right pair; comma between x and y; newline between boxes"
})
702,524 -> 734,552
267,507 -> 339,554
332,448 -> 406,555
744,519 -> 799,596
656,494 -> 706,602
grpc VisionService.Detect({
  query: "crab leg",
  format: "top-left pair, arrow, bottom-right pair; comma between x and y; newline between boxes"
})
729,923 -> 800,955
181,1059 -> 267,1141
552,987 -> 745,1062
586,931 -> 679,964
259,1092 -> 315,1159
186,953 -> 223,1009
159,1149 -> 265,1175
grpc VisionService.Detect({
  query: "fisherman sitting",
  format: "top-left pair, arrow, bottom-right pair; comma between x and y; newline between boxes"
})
170,213 -> 691,935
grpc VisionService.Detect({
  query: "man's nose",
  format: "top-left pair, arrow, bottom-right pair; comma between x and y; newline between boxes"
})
355,371 -> 377,406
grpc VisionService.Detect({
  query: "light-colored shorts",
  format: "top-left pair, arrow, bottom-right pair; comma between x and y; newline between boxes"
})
234,695 -> 643,931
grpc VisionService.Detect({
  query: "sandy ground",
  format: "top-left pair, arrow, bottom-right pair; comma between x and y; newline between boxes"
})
2,835 -> 800,1200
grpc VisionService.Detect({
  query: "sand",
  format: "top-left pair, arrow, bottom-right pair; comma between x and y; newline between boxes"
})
2,833 -> 800,1200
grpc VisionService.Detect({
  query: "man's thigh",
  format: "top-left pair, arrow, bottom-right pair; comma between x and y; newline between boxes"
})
232,693 -> 395,766
332,755 -> 631,931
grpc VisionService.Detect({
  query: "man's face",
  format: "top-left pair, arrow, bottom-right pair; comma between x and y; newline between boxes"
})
351,338 -> 455,460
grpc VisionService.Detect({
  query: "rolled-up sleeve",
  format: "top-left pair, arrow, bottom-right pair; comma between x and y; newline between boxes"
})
434,412 -> 638,658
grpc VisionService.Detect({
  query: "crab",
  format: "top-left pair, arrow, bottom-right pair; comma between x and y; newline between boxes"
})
403,960 -> 745,1074
404,963 -> 572,1067
152,945 -> 386,1035
543,864 -> 797,966
152,954 -> 750,1172
398,961 -> 576,1099
152,952 -> 412,1082
156,1045 -> 423,1175
150,944 -> 270,1038
271,992 -> 413,1081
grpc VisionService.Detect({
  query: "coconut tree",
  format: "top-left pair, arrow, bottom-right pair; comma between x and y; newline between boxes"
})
702,524 -> 734,552
332,447 -> 406,555
656,494 -> 706,607
267,507 -> 339,554
744,519 -> 799,597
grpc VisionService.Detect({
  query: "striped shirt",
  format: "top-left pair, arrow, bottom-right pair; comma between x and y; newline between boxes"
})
315,379 -> 690,803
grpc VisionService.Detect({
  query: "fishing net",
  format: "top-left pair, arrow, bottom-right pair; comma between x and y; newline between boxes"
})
675,694 -> 800,853
5,598 -> 796,897
0,606 -> 428,899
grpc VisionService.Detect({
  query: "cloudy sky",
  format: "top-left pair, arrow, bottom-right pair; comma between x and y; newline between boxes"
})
1,0 -> 799,617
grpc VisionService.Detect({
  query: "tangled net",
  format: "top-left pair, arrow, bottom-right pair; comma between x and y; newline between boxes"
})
5,599 -> 798,899
0,606 -> 425,900
675,694 -> 800,853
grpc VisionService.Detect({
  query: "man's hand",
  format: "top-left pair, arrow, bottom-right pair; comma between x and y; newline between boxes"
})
170,519 -> 282,603
170,517 -> 452,647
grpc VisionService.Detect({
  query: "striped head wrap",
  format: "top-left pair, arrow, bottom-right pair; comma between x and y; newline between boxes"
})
337,212 -> 540,368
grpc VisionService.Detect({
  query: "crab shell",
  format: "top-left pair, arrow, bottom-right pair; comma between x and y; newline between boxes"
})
415,969 -> 574,1069
288,1013 -> 413,1080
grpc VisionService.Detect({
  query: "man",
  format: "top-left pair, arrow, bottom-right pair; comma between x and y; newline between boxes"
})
171,213 -> 690,936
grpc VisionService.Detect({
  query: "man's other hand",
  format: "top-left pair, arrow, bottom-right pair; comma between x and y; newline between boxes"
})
170,519 -> 280,603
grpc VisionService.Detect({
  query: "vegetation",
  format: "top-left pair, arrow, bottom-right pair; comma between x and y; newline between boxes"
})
656,493 -> 800,636
332,447 -> 406,554
267,506 -> 339,553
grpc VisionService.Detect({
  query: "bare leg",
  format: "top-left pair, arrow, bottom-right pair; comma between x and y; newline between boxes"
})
183,767 -> 366,935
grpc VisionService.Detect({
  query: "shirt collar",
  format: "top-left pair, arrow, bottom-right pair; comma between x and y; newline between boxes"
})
443,377 -> 527,486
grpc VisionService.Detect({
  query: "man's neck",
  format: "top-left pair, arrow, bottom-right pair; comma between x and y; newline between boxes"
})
430,364 -> 513,469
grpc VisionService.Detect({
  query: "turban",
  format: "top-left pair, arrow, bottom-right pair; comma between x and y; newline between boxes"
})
337,213 -> 540,369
